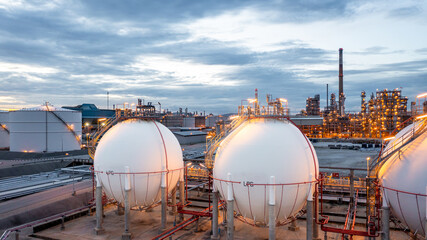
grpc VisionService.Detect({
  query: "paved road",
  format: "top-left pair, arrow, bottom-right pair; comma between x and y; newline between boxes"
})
0,180 -> 93,220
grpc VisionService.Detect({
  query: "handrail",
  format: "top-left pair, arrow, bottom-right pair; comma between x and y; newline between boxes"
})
370,118 -> 427,176
205,115 -> 247,169
0,204 -> 94,240
88,114 -> 121,159
88,115 -> 162,159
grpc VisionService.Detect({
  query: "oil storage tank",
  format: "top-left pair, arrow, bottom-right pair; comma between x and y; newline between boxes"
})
9,104 -> 82,152
213,118 -> 318,225
378,119 -> 427,237
0,110 -> 9,149
94,120 -> 183,207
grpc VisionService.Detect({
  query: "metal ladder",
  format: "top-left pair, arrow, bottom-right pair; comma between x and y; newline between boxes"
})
45,104 -> 81,145
369,117 -> 427,177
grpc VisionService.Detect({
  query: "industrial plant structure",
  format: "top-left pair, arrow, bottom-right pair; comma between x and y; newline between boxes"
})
306,94 -> 320,116
302,49 -> 413,139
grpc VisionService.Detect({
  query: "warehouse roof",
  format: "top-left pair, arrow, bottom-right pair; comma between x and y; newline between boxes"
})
173,131 -> 207,137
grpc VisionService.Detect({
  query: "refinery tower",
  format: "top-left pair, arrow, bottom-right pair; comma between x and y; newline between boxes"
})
338,48 -> 345,116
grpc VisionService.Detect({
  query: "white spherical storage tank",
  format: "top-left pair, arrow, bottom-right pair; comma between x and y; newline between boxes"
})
378,120 -> 427,237
94,119 -> 183,207
0,110 -> 9,149
9,105 -> 82,152
213,118 -> 318,224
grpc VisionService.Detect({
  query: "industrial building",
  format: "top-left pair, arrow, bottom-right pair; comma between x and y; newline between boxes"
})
291,116 -> 323,138
305,94 -> 320,116
8,104 -> 82,152
161,115 -> 184,127
62,103 -> 115,126
173,131 -> 207,145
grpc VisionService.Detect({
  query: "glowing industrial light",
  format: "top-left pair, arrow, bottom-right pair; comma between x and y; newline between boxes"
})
383,136 -> 395,141
85,122 -> 90,127
247,98 -> 257,103
416,92 -> 427,98
98,118 -> 107,121
186,162 -> 192,167
366,157 -> 371,161
279,98 -> 288,102
416,114 -> 427,120
199,163 -> 207,168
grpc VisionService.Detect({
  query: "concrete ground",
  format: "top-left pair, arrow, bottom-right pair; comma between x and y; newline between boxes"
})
32,203 -> 409,240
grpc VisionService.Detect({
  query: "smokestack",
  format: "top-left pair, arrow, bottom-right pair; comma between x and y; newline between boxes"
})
107,91 -> 109,109
255,88 -> 258,101
338,48 -> 345,116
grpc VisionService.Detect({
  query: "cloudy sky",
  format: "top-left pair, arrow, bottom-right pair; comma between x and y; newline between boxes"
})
0,0 -> 427,114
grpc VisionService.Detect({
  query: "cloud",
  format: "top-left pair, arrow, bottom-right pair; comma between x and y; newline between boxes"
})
388,6 -> 422,18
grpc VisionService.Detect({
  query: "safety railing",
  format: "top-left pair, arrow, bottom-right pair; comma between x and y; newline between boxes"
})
205,116 -> 246,169
88,114 -> 121,159
213,176 -> 318,227
0,204 -> 94,240
323,177 -> 366,189
370,117 -> 427,176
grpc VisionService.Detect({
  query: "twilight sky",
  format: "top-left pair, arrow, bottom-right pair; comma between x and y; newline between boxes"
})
0,0 -> 427,114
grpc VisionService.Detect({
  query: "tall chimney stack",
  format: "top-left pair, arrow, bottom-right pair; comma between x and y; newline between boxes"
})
338,48 -> 345,116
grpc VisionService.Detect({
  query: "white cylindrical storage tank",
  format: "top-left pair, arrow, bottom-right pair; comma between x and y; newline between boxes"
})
9,104 -> 82,152
94,120 -> 183,207
213,118 -> 318,225
378,120 -> 427,237
0,110 -> 9,149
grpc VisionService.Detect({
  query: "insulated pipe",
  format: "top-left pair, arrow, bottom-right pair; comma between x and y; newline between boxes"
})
170,187 -> 177,215
94,172 -> 104,235
227,173 -> 234,240
313,197 -> 320,240
160,172 -> 167,232
211,188 -> 219,240
179,170 -> 185,222
350,170 -> 354,207
269,176 -> 276,240
122,166 -> 132,240
381,202 -> 390,240
307,175 -> 313,240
